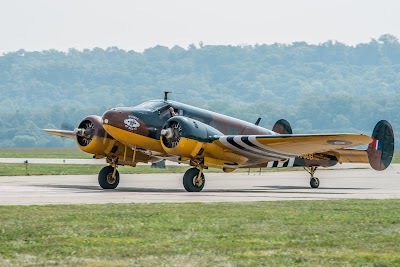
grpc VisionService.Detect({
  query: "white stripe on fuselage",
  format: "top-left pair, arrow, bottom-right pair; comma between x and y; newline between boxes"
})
265,157 -> 296,168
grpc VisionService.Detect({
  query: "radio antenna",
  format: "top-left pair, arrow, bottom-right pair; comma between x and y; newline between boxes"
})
164,91 -> 172,101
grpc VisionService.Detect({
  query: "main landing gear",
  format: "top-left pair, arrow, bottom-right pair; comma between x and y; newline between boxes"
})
98,165 -> 120,189
304,166 -> 320,188
183,167 -> 205,192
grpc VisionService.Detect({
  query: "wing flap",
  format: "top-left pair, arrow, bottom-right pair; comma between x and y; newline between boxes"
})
326,149 -> 369,164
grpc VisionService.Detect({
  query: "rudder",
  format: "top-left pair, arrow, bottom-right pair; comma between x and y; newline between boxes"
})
367,120 -> 394,171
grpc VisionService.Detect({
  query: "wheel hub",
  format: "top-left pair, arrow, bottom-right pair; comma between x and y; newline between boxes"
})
193,176 -> 203,187
107,173 -> 116,184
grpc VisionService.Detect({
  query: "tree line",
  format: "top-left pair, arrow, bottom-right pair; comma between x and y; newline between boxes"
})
0,34 -> 399,148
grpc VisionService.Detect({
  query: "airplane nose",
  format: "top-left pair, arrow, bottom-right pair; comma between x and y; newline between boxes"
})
102,108 -> 130,129
102,108 -> 149,136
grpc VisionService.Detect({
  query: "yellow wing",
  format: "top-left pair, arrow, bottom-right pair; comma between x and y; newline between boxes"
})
215,134 -> 372,161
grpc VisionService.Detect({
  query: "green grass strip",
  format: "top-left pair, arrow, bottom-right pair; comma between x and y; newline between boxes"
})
0,164 -> 190,176
0,148 -> 92,159
0,200 -> 399,266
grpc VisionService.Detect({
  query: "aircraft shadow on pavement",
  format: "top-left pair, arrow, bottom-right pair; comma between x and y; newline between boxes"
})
33,184 -> 371,194
255,185 -> 371,190
35,184 -> 184,193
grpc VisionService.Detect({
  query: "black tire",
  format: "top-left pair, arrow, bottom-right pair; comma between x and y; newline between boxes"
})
310,177 -> 320,188
98,166 -> 120,189
183,168 -> 205,192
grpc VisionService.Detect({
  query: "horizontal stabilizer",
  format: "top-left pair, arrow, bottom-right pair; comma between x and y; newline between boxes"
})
43,129 -> 76,139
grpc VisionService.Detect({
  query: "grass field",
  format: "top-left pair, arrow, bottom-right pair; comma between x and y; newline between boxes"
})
0,148 -> 92,159
0,200 -> 399,267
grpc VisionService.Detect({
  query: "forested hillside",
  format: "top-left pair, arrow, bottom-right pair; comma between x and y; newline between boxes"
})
1,34 -> 400,148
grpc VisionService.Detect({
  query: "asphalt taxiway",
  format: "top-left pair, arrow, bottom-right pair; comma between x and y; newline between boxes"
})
1,164 -> 399,205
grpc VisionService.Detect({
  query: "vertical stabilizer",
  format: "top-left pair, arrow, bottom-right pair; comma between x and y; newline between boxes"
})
272,119 -> 292,134
367,120 -> 394,171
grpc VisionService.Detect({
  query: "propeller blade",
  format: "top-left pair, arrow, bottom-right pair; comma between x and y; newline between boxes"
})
43,129 -> 76,139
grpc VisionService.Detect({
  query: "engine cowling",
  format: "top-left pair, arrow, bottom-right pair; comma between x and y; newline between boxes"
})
75,115 -> 116,155
160,116 -> 222,158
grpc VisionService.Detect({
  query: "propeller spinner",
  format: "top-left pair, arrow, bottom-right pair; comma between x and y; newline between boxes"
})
76,120 -> 95,146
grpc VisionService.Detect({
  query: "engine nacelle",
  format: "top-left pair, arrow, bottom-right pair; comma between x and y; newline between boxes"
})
76,115 -> 116,156
160,116 -> 222,158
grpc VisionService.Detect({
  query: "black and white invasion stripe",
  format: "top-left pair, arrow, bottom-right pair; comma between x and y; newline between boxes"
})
219,136 -> 298,160
266,158 -> 296,168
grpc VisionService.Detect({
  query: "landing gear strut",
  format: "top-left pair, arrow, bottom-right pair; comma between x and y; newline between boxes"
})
304,166 -> 320,188
183,167 -> 205,192
98,165 -> 120,189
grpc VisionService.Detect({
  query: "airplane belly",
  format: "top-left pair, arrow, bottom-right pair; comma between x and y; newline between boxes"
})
103,124 -> 164,153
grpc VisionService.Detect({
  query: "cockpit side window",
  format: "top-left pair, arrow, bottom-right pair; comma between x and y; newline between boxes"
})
159,106 -> 183,120
167,105 -> 184,117
159,107 -> 172,120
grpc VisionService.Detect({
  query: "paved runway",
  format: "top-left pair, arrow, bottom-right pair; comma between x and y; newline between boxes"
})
1,164 -> 399,205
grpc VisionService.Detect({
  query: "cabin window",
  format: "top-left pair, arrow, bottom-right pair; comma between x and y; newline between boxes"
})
227,126 -> 239,135
210,121 -> 222,131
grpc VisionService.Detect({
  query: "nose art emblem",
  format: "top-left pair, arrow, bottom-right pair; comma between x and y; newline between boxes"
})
124,116 -> 140,131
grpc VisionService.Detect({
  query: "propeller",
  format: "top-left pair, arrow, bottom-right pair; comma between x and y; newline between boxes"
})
161,121 -> 182,148
44,120 -> 95,146
76,120 -> 95,146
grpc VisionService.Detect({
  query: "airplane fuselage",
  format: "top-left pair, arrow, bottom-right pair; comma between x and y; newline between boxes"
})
101,100 -> 338,169
102,100 -> 275,153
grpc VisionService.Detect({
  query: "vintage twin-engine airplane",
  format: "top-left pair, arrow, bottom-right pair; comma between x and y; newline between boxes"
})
44,95 -> 394,192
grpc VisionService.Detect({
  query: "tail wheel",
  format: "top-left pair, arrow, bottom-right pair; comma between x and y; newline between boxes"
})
305,166 -> 320,188
310,177 -> 320,188
98,165 -> 120,189
183,168 -> 205,192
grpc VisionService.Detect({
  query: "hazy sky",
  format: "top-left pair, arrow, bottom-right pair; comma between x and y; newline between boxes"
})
0,0 -> 399,53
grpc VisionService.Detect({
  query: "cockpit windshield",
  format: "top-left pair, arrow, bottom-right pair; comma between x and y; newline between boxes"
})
132,101 -> 168,111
